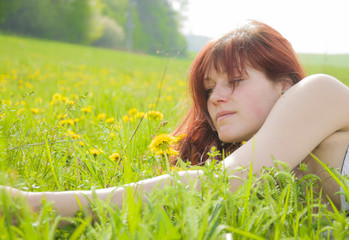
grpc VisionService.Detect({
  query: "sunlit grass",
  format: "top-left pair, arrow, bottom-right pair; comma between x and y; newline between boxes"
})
1,34 -> 349,238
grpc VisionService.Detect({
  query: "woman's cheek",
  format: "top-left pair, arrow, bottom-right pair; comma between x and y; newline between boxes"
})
239,89 -> 270,123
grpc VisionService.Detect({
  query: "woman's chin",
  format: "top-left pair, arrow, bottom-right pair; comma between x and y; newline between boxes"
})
218,131 -> 248,144
218,134 -> 239,144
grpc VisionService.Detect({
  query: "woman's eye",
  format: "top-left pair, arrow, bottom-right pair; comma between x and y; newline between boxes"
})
205,88 -> 213,97
229,79 -> 243,86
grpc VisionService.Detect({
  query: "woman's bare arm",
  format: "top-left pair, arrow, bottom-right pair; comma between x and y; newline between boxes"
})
2,170 -> 203,218
223,74 -> 349,191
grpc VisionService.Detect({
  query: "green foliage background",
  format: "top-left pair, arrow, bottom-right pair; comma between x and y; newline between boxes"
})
0,0 -> 188,56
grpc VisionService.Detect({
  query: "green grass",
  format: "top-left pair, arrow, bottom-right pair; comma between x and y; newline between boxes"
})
299,53 -> 349,85
1,34 -> 349,239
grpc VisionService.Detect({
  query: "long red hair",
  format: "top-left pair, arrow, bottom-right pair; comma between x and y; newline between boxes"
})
174,20 -> 306,165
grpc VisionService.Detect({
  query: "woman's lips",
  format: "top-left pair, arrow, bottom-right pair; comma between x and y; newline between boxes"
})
216,111 -> 236,122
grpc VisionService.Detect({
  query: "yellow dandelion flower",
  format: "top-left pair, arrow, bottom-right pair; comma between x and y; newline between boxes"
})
21,101 -> 27,105
122,115 -> 134,123
60,119 -> 75,126
97,113 -> 106,120
89,148 -> 104,156
67,119 -> 75,126
165,148 -> 179,156
166,96 -> 172,101
66,130 -> 80,139
62,96 -> 68,103
66,100 -> 75,106
177,79 -> 186,86
24,82 -> 33,88
174,133 -> 186,143
135,112 -> 146,119
79,141 -> 85,147
81,106 -> 93,113
128,108 -> 138,115
0,112 -> 5,119
149,134 -> 178,156
105,117 -> 115,123
57,113 -> 67,119
52,93 -> 62,101
2,100 -> 11,106
31,108 -> 40,114
109,152 -> 120,161
74,118 -> 80,123
146,110 -> 164,121
170,166 -> 183,172
150,148 -> 179,156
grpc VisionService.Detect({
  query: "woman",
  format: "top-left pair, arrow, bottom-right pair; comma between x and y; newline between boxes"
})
3,20 -> 349,218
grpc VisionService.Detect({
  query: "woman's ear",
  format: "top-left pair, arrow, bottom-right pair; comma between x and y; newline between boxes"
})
281,77 -> 294,92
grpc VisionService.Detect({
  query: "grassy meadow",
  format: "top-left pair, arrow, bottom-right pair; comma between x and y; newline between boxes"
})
1,34 -> 349,239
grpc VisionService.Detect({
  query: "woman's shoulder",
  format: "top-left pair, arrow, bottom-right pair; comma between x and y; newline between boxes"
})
243,73 -> 349,170
224,73 -> 349,176
283,74 -> 349,131
294,73 -> 349,94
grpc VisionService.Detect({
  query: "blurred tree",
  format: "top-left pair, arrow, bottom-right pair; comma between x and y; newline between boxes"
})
101,0 -> 128,30
97,0 -> 128,49
92,16 -> 125,49
131,0 -> 187,57
0,0 -> 102,44
0,0 -> 188,56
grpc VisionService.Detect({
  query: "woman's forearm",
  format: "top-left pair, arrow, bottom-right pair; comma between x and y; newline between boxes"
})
16,170 -> 203,218
24,187 -> 126,218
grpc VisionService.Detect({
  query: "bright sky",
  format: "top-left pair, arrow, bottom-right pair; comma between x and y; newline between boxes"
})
182,0 -> 349,54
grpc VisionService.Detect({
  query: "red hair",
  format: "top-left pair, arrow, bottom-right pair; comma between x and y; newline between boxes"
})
174,20 -> 306,165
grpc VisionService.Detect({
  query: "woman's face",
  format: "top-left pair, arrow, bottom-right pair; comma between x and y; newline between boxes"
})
204,66 -> 284,143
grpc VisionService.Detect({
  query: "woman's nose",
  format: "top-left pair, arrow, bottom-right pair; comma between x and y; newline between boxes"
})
209,83 -> 232,104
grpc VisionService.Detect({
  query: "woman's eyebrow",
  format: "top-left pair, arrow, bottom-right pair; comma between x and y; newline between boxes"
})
203,77 -> 212,82
203,77 -> 212,87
